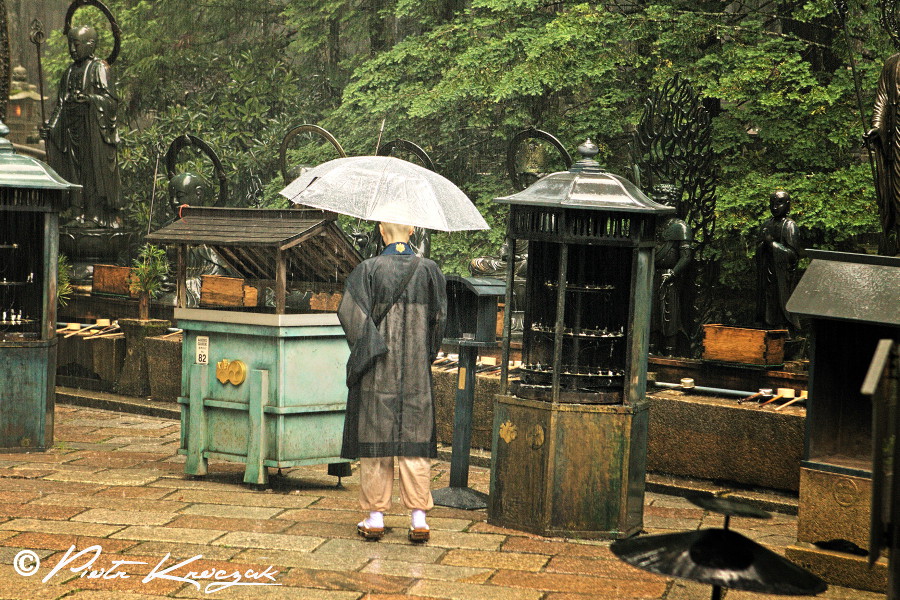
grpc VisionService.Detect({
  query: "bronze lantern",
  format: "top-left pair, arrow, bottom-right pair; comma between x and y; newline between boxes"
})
489,140 -> 674,539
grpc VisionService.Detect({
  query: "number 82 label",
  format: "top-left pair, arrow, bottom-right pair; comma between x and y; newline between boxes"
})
196,336 -> 210,365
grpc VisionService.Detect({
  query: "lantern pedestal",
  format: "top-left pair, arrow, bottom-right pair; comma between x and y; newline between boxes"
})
0,339 -> 57,450
488,394 -> 648,539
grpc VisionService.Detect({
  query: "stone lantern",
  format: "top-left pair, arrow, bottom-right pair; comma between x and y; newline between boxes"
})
8,66 -> 44,146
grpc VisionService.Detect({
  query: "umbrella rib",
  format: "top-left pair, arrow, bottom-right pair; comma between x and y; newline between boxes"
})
366,158 -> 388,221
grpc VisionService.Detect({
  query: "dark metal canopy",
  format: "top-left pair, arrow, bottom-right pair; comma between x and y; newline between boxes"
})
446,275 -> 506,297
0,121 -> 79,211
786,250 -> 900,326
146,206 -> 362,283
495,140 -> 674,215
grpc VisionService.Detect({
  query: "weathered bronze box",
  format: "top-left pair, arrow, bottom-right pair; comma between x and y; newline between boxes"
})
492,395 -> 647,538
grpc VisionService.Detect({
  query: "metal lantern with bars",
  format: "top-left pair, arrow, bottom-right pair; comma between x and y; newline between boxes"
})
0,121 -> 78,450
489,140 -> 674,539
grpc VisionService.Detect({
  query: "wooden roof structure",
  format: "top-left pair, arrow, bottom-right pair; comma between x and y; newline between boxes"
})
146,206 -> 362,313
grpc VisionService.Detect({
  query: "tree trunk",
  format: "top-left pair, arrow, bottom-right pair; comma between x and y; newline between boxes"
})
138,292 -> 150,321
368,0 -> 389,54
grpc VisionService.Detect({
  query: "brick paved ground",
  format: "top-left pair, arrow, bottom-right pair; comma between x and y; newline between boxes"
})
0,404 -> 882,600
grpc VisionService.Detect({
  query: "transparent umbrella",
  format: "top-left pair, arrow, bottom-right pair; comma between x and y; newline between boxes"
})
279,156 -> 489,232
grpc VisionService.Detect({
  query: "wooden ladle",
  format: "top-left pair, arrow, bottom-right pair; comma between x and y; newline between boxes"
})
774,390 -> 808,411
758,388 -> 795,408
739,388 -> 773,404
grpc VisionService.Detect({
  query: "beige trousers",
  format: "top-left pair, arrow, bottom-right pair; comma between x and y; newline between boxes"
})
359,456 -> 434,512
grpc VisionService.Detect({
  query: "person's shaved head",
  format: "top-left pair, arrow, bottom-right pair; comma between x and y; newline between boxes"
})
379,222 -> 415,243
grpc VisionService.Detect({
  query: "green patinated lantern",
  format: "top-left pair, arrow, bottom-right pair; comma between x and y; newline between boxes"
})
490,140 -> 674,539
0,121 -> 79,450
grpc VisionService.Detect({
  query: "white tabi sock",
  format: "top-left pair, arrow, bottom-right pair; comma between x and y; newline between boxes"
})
361,511 -> 384,529
411,509 -> 428,530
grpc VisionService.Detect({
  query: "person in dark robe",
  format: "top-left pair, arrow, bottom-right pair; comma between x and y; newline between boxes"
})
866,53 -> 900,256
42,25 -> 121,227
755,190 -> 801,334
338,222 -> 447,543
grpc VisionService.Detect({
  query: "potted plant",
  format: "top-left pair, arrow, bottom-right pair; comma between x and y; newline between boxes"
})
117,244 -> 171,397
129,244 -> 169,321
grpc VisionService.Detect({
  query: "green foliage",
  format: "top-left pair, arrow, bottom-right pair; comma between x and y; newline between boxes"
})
39,0 -> 892,313
57,255 -> 73,307
129,244 -> 170,298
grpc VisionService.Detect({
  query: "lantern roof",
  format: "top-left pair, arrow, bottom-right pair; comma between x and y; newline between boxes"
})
0,121 -> 78,191
495,139 -> 674,215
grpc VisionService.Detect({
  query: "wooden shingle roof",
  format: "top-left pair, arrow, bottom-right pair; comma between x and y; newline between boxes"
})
146,206 -> 362,282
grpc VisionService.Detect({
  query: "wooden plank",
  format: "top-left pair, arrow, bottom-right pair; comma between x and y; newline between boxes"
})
92,265 -> 135,297
176,246 -> 187,309
200,275 -> 244,307
279,222 -> 325,251
701,324 -> 788,365
309,292 -> 342,312
286,244 -> 320,282
275,249 -> 287,314
242,246 -> 277,281
147,217 -> 321,246
213,246 -> 256,280
243,285 -> 258,308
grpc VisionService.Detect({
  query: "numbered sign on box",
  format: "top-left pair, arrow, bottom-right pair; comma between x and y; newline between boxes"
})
195,336 -> 209,365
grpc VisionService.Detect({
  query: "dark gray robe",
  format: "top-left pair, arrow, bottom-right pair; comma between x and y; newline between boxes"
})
338,254 -> 447,459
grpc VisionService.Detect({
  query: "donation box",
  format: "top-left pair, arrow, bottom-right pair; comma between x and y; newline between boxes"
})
147,207 -> 362,485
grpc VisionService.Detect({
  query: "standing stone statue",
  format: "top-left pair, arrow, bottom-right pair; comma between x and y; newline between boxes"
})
755,190 -> 801,333
41,25 -> 121,227
866,53 -> 900,256
650,185 -> 693,356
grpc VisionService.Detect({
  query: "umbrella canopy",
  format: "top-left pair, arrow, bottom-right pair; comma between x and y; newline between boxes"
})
686,495 -> 772,520
279,156 -> 490,232
611,528 -> 827,596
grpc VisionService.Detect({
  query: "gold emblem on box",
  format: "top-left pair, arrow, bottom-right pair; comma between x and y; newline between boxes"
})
216,359 -> 247,385
528,424 -> 545,449
499,421 -> 517,444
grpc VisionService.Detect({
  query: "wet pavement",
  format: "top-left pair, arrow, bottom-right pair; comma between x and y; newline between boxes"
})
0,403 -> 883,600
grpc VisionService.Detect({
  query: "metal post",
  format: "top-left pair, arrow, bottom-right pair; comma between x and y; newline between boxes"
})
432,341 -> 489,509
552,243 -> 569,402
500,235 -> 516,395
450,344 -> 477,489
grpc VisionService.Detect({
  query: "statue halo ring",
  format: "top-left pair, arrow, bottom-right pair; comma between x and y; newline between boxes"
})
64,0 -> 122,65
280,124 -> 347,184
507,127 -> 573,192
165,134 -> 229,217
